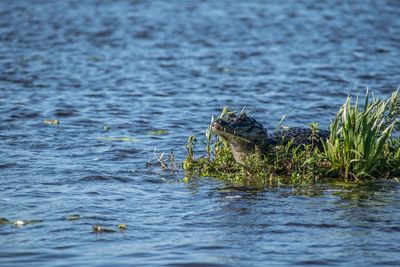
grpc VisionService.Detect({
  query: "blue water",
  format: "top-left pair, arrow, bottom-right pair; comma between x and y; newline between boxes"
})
1,0 -> 400,266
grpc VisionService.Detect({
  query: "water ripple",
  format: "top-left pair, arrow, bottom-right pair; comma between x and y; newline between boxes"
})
79,175 -> 132,183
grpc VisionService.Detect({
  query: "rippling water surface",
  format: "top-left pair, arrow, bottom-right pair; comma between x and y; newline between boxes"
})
1,0 -> 400,266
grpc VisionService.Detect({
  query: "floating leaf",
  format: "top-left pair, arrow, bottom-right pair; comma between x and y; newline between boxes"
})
66,214 -> 80,221
149,129 -> 168,135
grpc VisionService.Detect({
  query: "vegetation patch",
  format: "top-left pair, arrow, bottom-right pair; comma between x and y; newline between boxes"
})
149,129 -> 169,135
183,90 -> 400,187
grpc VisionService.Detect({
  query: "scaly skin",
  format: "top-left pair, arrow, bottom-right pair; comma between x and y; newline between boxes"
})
211,112 -> 329,165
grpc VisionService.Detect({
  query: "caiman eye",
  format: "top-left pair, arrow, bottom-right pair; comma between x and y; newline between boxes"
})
238,113 -> 248,121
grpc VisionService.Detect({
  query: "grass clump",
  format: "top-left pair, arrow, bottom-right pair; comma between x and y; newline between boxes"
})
184,90 -> 400,187
324,90 -> 399,179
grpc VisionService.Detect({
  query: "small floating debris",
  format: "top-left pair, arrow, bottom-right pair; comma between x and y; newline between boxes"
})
0,217 -> 11,224
92,225 -> 116,233
66,214 -> 80,221
88,56 -> 103,62
183,176 -> 189,183
209,66 -> 233,74
14,220 -> 25,227
98,137 -> 140,142
43,119 -> 60,125
103,125 -> 111,131
117,224 -> 127,230
0,218 -> 41,226
13,219 -> 42,227
149,129 -> 168,135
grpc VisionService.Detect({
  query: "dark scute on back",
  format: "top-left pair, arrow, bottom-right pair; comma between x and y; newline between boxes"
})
270,127 -> 329,149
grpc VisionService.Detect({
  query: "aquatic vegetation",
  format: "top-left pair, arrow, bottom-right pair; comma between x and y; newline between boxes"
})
324,90 -> 399,179
92,225 -> 116,233
117,224 -> 127,230
150,149 -> 180,171
43,119 -> 60,125
184,90 -> 400,186
92,224 -> 127,233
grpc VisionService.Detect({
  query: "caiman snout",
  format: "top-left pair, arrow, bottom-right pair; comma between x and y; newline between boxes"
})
211,119 -> 229,132
211,121 -> 221,131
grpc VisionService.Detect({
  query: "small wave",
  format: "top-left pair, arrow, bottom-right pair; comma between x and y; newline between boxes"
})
284,222 -> 340,228
0,162 -> 18,169
53,108 -> 77,117
79,175 -> 132,183
166,263 -> 228,267
357,73 -> 384,80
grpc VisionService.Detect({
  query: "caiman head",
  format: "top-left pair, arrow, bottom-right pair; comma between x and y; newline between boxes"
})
211,112 -> 268,165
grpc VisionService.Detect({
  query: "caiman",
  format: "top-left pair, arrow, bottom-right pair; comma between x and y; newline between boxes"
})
211,112 -> 329,165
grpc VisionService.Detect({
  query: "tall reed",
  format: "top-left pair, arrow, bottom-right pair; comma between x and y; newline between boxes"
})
323,90 -> 399,179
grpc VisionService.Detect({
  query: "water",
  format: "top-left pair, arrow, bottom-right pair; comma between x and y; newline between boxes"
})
1,0 -> 400,266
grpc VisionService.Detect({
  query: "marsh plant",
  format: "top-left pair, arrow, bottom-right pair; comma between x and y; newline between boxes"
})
184,90 -> 400,186
324,90 -> 399,179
